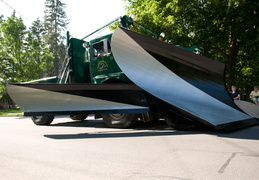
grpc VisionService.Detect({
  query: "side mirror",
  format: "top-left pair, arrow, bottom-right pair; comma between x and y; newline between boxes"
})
82,42 -> 89,48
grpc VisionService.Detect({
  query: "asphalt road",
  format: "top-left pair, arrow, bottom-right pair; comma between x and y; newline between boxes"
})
0,116 -> 259,180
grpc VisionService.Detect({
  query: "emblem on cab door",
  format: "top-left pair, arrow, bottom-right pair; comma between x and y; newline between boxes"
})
97,60 -> 108,71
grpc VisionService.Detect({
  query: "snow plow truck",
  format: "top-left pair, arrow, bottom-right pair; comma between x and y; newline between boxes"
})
7,15 -> 259,130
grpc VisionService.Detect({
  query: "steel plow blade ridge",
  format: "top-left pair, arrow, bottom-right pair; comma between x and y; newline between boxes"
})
7,84 -> 149,116
111,27 -> 258,130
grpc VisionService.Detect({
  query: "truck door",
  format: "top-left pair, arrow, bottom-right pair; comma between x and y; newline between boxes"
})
69,38 -> 91,83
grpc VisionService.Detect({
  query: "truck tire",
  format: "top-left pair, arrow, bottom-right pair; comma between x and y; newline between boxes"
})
102,113 -> 138,128
70,114 -> 88,121
31,116 -> 54,125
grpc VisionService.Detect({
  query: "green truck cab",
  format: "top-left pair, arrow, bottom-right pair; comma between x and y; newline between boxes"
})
67,34 -> 130,85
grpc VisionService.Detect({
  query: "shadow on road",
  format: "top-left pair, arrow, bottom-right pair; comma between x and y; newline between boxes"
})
44,118 -> 259,141
44,130 -> 190,140
50,118 -> 169,129
216,125 -> 259,140
50,119 -> 107,128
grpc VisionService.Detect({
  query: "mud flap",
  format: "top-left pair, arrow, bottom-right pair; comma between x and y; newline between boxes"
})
111,27 -> 258,130
7,84 -> 149,116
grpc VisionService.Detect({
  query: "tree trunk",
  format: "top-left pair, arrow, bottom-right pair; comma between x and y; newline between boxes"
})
226,38 -> 240,87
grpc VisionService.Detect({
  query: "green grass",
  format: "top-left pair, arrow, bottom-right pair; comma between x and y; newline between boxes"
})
0,109 -> 23,115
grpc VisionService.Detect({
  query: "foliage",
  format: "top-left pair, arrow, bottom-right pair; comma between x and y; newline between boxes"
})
0,108 -> 23,115
0,91 -> 11,102
0,15 -> 27,82
26,18 -> 54,79
44,0 -> 69,76
0,15 -> 3,23
0,1 -> 68,102
125,0 -> 259,90
0,15 -> 53,94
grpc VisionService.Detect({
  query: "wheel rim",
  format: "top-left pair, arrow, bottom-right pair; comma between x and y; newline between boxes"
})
110,114 -> 125,120
34,116 -> 43,119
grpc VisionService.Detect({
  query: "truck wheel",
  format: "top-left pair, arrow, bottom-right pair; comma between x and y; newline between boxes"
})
70,114 -> 88,121
31,116 -> 54,125
102,113 -> 138,128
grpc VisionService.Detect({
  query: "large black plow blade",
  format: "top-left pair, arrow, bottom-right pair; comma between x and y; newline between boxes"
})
111,27 -> 258,130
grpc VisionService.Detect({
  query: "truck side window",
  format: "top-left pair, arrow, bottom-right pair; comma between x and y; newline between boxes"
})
93,39 -> 111,57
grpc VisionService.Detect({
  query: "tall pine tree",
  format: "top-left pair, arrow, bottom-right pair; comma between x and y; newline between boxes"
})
25,18 -> 54,79
44,0 -> 69,76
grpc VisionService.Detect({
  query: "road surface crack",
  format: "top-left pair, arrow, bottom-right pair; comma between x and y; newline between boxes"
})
218,152 -> 242,174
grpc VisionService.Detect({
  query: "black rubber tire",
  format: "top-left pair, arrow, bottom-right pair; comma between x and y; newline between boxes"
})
31,116 -> 54,125
152,97 -> 198,130
102,113 -> 138,128
70,114 -> 88,121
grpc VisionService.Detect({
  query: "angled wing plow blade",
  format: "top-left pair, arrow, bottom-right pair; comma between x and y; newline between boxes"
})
111,27 -> 258,130
7,84 -> 149,116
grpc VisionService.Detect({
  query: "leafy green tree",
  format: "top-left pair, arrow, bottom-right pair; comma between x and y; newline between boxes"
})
0,15 -> 27,82
44,0 -> 69,75
125,0 -> 259,91
0,15 -> 53,85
